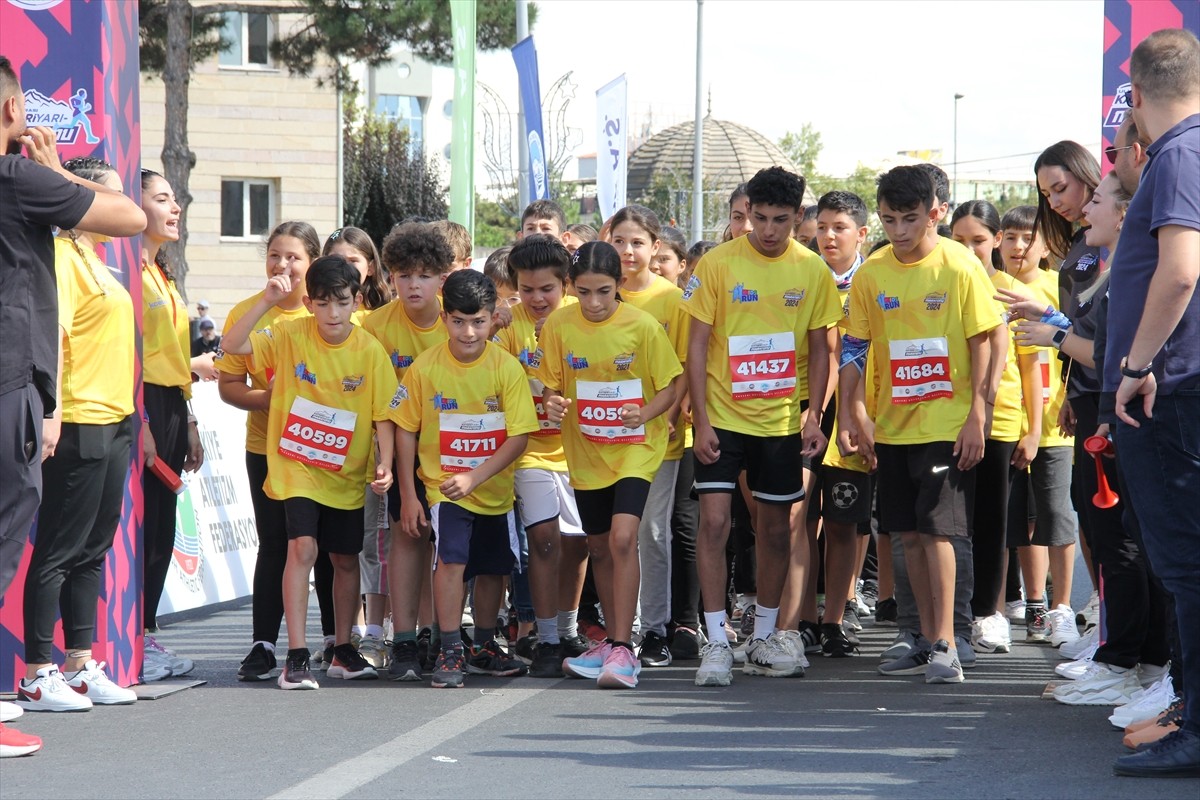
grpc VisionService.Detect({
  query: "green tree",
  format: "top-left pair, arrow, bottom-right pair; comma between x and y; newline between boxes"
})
778,123 -> 826,184
139,0 -> 533,294
475,194 -> 520,249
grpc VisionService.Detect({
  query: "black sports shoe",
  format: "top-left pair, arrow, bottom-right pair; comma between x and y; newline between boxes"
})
820,622 -> 856,658
668,626 -> 702,661
278,650 -> 319,690
842,622 -> 862,646
238,643 -> 277,681
388,639 -> 422,681
416,627 -> 433,670
432,647 -> 466,688
639,631 -> 672,667
874,597 -> 898,625
560,633 -> 590,658
530,641 -> 564,678
328,644 -> 379,680
515,633 -> 537,664
843,602 -> 863,632
467,639 -> 528,677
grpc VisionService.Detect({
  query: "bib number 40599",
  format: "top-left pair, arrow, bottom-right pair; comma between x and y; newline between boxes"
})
286,422 -> 349,451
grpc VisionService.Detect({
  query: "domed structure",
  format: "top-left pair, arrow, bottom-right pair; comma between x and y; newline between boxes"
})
627,116 -> 817,206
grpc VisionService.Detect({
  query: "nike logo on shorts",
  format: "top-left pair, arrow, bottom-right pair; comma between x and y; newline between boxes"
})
931,465 -> 950,474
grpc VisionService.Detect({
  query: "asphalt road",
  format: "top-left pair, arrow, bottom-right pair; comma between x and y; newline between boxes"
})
2,595 -> 1194,800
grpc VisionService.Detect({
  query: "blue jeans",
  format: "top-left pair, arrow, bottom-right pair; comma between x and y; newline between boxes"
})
1115,389 -> 1200,735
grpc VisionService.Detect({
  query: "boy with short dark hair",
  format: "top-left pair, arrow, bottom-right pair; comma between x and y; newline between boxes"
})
429,219 -> 474,272
683,166 -> 842,686
392,270 -> 538,688
837,165 -> 1000,685
520,199 -> 566,240
363,225 -> 452,680
222,255 -> 398,690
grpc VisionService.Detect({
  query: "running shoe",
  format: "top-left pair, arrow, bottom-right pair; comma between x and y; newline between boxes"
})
358,635 -> 389,669
560,633 -> 591,658
63,660 -> 137,705
743,632 -> 803,677
416,627 -> 433,671
638,631 -> 672,667
775,630 -> 812,670
971,612 -> 1012,654
694,641 -> 734,687
1061,625 -> 1099,661
874,597 -> 898,625
141,648 -> 173,682
238,643 -> 277,682
821,622 -> 856,658
16,666 -> 92,712
955,635 -> 977,669
1047,604 -> 1080,647
431,647 -> 466,688
563,640 -> 611,680
1110,675 -> 1177,730
277,651 -> 319,690
1077,590 -> 1099,631
880,630 -> 920,662
668,626 -> 702,661
926,639 -> 964,684
1054,664 -> 1144,706
597,645 -> 641,689
1004,599 -> 1026,622
1113,729 -> 1200,778
1025,605 -> 1050,643
467,640 -> 528,677
145,634 -> 194,676
0,724 -> 42,758
514,633 -> 538,664
0,702 -> 21,723
843,602 -> 863,632
796,621 -> 822,655
857,579 -> 879,614
388,639 -> 423,681
327,646 -> 379,680
878,642 -> 932,676
738,604 -> 756,638
530,642 -> 564,678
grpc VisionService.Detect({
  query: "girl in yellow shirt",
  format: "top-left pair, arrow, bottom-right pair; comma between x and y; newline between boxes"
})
538,242 -> 682,689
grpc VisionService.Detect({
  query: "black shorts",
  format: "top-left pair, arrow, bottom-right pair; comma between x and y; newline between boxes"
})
387,467 -> 429,524
574,477 -> 652,535
875,442 -> 974,538
801,397 -> 832,473
430,502 -> 517,580
693,427 -> 804,505
821,466 -> 875,528
283,497 -> 366,555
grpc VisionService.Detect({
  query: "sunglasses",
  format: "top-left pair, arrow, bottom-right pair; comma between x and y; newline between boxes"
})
1105,144 -> 1134,165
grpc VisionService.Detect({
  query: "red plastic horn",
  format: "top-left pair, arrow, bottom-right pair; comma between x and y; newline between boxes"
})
1083,435 -> 1119,509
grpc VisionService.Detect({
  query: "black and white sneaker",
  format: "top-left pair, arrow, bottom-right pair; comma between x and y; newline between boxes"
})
327,645 -> 379,680
638,631 -> 673,667
820,623 -> 856,658
530,642 -> 564,678
277,651 -> 319,690
388,639 -> 422,681
796,621 -> 822,655
238,643 -> 277,681
560,633 -> 590,658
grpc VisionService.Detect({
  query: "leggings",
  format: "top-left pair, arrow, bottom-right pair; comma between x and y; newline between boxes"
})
670,449 -> 700,629
971,439 -> 1017,618
143,383 -> 188,630
246,451 -> 286,644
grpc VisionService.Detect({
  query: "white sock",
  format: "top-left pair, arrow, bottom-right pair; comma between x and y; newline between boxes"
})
352,625 -> 366,638
253,640 -> 275,653
365,624 -> 384,639
537,617 -> 559,645
704,611 -> 729,646
557,609 -> 578,639
752,605 -> 779,642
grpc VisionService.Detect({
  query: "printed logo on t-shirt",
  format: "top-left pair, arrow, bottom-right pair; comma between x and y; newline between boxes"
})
294,362 -> 317,385
565,351 -> 590,370
484,395 -> 501,412
682,275 -> 700,300
730,283 -> 759,303
527,347 -> 544,368
432,392 -> 459,411
877,293 -> 901,311
341,375 -> 364,392
613,352 -> 635,371
391,351 -> 414,369
256,327 -> 273,339
390,384 -> 409,409
924,291 -> 948,312
1074,253 -> 1099,275
783,288 -> 806,307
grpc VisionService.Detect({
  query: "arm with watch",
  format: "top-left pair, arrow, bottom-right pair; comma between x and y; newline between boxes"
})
1013,318 -> 1096,369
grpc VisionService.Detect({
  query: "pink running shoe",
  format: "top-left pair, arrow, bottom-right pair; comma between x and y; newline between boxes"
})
597,644 -> 640,689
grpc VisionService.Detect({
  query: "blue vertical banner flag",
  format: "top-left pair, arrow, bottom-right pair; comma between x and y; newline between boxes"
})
449,0 -> 476,238
596,75 -> 628,221
511,36 -> 548,201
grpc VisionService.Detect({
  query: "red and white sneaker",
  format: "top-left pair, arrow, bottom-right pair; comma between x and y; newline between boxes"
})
16,666 -> 92,712
0,724 -> 42,758
64,661 -> 137,705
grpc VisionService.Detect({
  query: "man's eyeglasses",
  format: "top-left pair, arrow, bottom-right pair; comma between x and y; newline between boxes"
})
1105,144 -> 1134,165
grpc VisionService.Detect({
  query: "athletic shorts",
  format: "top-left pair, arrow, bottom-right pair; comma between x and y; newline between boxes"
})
430,502 -> 518,580
875,442 -> 974,538
515,468 -> 585,536
283,497 -> 365,555
693,427 -> 804,505
1006,446 -> 1076,547
821,466 -> 875,528
387,467 -> 429,524
359,487 -> 390,594
574,477 -> 652,535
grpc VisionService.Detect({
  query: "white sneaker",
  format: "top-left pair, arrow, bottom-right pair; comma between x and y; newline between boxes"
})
1060,625 -> 1099,661
1109,675 -> 1177,729
1056,644 -> 1099,680
16,666 -> 93,712
1078,590 -> 1100,630
358,635 -> 389,669
694,641 -> 734,687
743,632 -> 803,677
142,649 -> 173,682
1004,599 -> 1026,622
1053,663 -> 1144,706
1047,604 -> 1080,647
1137,662 -> 1170,688
145,635 -> 194,676
0,701 -> 23,723
64,661 -> 137,705
971,612 -> 1012,653
775,630 -> 812,670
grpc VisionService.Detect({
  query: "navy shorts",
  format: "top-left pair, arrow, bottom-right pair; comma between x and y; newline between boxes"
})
430,502 -> 518,580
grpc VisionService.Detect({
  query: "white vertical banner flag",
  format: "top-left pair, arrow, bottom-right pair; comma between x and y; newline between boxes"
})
596,75 -> 628,220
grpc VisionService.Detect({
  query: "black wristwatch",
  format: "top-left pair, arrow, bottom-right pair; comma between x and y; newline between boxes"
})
1120,357 -> 1153,379
1051,329 -> 1068,350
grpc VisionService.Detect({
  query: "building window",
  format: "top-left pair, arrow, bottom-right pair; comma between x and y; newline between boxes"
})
219,12 -> 271,68
221,179 -> 274,238
375,94 -> 424,146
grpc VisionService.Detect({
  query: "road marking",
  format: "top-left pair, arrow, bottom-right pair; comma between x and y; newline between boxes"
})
268,686 -> 548,799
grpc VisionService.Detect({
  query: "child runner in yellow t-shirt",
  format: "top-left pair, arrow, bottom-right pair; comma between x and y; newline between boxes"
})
392,269 -> 538,689
537,241 -> 682,690
222,255 -> 398,691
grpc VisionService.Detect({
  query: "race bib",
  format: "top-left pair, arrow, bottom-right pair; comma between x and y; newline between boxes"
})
439,412 -> 507,473
529,378 -> 560,437
278,397 -> 357,471
889,337 -> 952,404
576,379 -> 645,444
728,332 -> 796,400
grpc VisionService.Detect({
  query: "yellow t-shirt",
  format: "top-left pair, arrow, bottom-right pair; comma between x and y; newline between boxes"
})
216,292 -> 310,455
141,261 -> 191,396
494,301 -> 569,472
824,281 -> 876,473
1022,269 -> 1073,449
362,299 -> 447,382
989,270 -> 1038,443
535,302 -> 683,490
680,236 -> 842,437
623,273 -> 690,461
249,317 -> 398,509
54,238 -> 135,424
844,239 -> 1002,445
392,341 -> 538,515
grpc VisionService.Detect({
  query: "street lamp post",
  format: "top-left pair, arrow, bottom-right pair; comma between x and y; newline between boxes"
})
953,93 -> 964,205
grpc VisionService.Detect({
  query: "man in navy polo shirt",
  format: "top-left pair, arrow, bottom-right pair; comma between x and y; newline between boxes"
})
1107,28 -> 1200,780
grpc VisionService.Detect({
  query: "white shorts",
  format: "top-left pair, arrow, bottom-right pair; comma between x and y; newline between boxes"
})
514,468 -> 585,536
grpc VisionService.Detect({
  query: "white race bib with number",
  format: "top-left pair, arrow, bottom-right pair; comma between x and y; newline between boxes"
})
889,337 -> 952,404
279,397 -> 357,471
576,379 -> 645,444
529,377 -> 559,437
728,332 -> 796,400
439,412 -> 507,473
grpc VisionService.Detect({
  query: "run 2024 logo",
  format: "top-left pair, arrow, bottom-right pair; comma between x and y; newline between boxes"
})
24,87 -> 101,145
